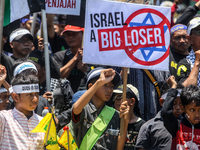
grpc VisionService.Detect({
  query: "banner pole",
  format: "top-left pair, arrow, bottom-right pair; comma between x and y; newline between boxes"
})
0,0 -> 5,61
41,9 -> 51,92
31,13 -> 37,38
120,67 -> 128,137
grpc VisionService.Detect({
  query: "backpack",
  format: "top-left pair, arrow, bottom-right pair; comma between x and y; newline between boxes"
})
53,78 -> 74,116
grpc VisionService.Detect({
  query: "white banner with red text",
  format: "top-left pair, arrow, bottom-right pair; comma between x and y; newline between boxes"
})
45,0 -> 81,15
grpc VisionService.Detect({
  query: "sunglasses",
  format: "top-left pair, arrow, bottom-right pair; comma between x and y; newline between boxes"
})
192,29 -> 200,36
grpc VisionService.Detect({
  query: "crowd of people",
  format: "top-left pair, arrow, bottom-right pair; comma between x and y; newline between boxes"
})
1,0 -> 200,149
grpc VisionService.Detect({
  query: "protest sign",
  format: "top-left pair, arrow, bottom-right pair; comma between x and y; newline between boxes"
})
45,0 -> 81,15
83,0 -> 171,71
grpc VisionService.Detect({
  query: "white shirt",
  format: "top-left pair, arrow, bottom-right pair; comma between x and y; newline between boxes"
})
0,108 -> 45,150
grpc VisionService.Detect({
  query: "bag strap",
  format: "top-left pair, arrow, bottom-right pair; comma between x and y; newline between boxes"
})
143,69 -> 161,98
79,105 -> 115,150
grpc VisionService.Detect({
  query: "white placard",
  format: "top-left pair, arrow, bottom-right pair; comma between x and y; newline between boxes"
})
83,0 -> 171,71
45,0 -> 81,15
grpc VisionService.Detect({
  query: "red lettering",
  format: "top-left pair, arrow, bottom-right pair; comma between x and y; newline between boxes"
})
60,0 -> 64,7
63,0 -> 67,8
52,0 -> 56,7
45,0 -> 48,4
48,0 -> 51,7
67,0 -> 71,8
72,0 -> 76,8
57,0 -> 60,7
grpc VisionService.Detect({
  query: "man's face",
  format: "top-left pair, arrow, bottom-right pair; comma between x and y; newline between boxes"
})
64,31 -> 83,48
170,30 -> 190,54
10,36 -> 33,58
16,92 -> 39,116
24,20 -> 40,35
0,92 -> 9,110
188,26 -> 200,51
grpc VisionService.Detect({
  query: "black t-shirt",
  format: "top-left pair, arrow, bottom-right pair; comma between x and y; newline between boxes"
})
169,48 -> 191,84
54,49 -> 85,93
124,118 -> 145,150
1,53 -> 14,84
135,111 -> 172,150
48,33 -> 69,54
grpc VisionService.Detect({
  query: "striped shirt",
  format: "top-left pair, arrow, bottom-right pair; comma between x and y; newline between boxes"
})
0,108 -> 45,150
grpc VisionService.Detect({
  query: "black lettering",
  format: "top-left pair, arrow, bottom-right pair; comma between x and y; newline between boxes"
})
90,14 -> 93,28
94,13 -> 100,27
100,13 -> 107,27
108,12 -> 114,27
90,30 -> 96,42
115,12 -> 120,26
121,12 -> 127,25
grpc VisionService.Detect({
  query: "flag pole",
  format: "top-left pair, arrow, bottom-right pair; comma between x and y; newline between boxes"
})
30,13 -> 37,38
0,0 -> 5,61
41,9 -> 51,92
120,67 -> 128,137
67,128 -> 70,150
44,106 -> 55,149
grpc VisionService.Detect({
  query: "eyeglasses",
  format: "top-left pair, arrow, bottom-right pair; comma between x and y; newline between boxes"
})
113,95 -> 123,101
13,38 -> 32,44
192,29 -> 200,36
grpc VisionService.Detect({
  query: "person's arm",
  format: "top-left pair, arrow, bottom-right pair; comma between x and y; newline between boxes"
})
116,101 -> 130,150
60,49 -> 83,79
175,57 -> 191,85
161,76 -> 178,137
171,1 -> 179,27
175,1 -> 200,25
73,69 -> 116,115
47,14 -> 56,39
134,123 -> 150,150
182,50 -> 200,86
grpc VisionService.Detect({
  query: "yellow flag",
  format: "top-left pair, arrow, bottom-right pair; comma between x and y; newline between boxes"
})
31,113 -> 59,150
44,115 -> 59,150
58,126 -> 78,150
31,113 -> 52,133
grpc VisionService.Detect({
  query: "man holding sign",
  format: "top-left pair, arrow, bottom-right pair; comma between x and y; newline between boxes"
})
54,25 -> 88,93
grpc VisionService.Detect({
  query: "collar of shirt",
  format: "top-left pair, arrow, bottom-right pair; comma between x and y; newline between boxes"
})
88,100 -> 105,115
12,107 -> 35,121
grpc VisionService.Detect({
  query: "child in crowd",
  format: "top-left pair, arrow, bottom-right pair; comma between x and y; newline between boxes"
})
114,84 -> 146,150
0,66 -> 45,149
72,67 -> 130,150
161,75 -> 200,149
0,88 -> 9,111
135,80 -> 183,150
112,86 -> 123,111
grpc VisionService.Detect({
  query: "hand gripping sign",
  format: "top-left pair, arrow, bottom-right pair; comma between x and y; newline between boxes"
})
83,0 -> 171,71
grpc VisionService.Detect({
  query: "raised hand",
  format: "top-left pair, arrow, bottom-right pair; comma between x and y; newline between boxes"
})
0,65 -> 7,86
167,75 -> 177,89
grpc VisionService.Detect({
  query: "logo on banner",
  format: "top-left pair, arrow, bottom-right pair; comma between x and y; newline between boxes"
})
98,8 -> 170,66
